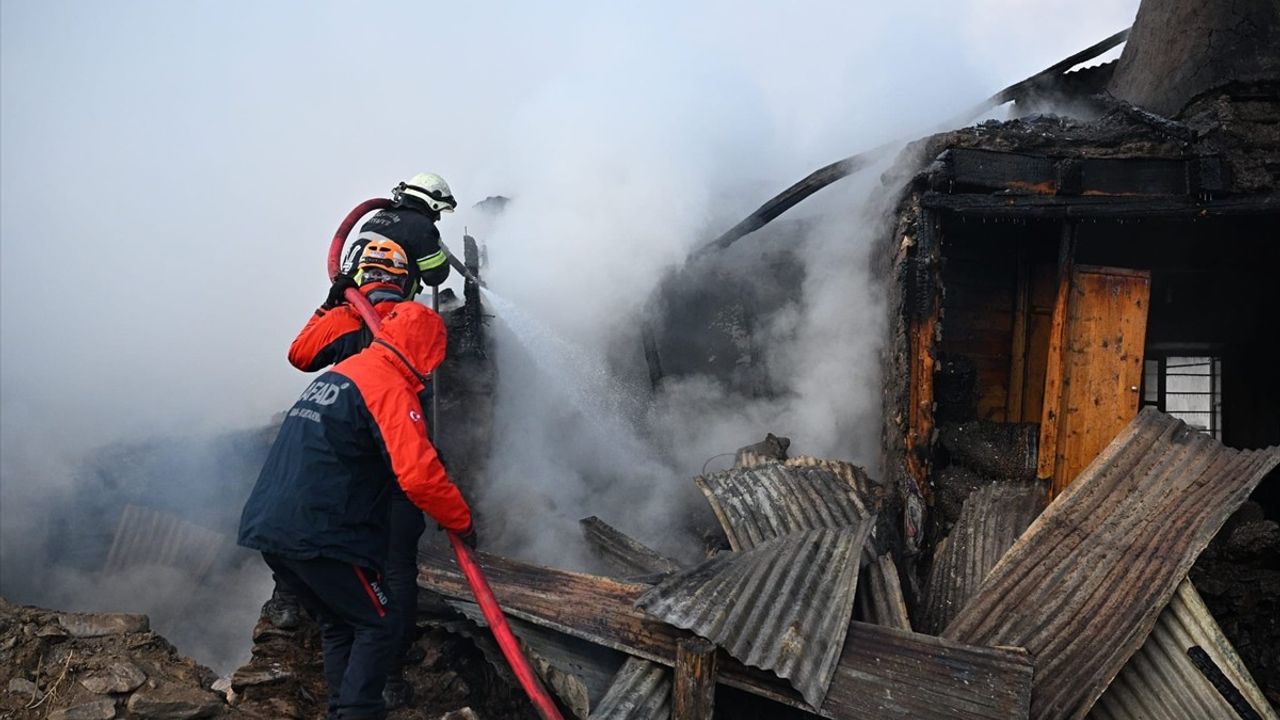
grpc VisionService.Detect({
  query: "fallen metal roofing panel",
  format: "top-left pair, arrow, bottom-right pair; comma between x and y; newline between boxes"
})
694,463 -> 870,553
637,525 -> 870,709
580,516 -> 683,577
783,456 -> 879,504
694,457 -> 909,630
591,657 -> 672,720
919,481 -> 1046,635
1089,577 -> 1278,720
103,504 -> 226,578
943,408 -> 1280,720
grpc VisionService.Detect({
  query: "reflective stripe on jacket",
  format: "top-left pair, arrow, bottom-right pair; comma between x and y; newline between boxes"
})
339,206 -> 451,291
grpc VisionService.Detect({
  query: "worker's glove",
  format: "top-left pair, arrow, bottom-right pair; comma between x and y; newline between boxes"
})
322,274 -> 358,309
456,524 -> 478,550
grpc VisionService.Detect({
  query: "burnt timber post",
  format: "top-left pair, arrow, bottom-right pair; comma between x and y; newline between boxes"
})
673,637 -> 718,720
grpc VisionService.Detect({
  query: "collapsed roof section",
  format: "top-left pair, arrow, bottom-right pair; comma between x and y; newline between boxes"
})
637,527 -> 870,709
942,409 -> 1280,720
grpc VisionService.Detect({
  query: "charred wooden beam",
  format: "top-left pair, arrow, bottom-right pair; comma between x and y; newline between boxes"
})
691,29 -> 1131,257
418,548 -> 1032,719
934,149 -> 1229,197
580,516 -> 683,577
673,638 -> 718,720
920,192 -> 1280,219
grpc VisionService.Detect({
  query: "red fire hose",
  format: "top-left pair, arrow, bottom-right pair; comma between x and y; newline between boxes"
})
328,200 -> 565,720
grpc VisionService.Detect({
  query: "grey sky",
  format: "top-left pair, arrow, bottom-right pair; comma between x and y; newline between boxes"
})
1,0 -> 1138,450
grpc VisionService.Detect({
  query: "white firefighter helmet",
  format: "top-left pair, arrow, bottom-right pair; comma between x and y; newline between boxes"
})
396,172 -> 456,213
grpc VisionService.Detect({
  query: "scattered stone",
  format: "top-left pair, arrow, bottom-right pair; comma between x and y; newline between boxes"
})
435,708 -> 481,720
80,659 -> 147,694
47,699 -> 118,720
37,623 -> 70,639
231,662 -> 292,689
57,612 -> 149,638
126,684 -> 222,719
211,676 -> 238,705
8,677 -> 38,696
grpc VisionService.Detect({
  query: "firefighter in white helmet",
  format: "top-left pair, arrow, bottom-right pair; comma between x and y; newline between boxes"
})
333,172 -> 457,301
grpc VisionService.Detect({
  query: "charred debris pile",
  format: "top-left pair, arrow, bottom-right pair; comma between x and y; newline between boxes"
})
392,411 -> 1278,720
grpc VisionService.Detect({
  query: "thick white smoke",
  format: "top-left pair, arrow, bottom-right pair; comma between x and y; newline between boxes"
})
1,0 -> 1141,669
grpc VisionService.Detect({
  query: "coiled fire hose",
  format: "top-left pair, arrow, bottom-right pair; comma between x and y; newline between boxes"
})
328,199 -> 565,720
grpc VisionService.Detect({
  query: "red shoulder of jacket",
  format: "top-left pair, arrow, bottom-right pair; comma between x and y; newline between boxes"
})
341,347 -> 471,532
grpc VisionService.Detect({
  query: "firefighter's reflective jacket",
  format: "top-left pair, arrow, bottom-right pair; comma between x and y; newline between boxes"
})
339,206 -> 450,294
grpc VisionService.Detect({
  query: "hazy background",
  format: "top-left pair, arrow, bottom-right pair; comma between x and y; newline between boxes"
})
1,0 -> 1139,672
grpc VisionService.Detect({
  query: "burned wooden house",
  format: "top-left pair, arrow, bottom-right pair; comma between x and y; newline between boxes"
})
223,2 -> 1280,719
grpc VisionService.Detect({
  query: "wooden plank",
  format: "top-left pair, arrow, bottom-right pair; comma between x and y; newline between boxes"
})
908,310 -> 938,487
1020,311 -> 1053,423
1036,225 -> 1076,480
941,149 -> 1058,194
1007,247 -> 1031,421
418,550 -> 1032,720
920,192 -> 1280,219
1050,265 -> 1151,497
673,638 -> 717,720
944,409 -> 1280,720
940,151 -> 1213,197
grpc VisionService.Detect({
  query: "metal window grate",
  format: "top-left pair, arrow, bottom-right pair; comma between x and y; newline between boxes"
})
1140,356 -> 1222,439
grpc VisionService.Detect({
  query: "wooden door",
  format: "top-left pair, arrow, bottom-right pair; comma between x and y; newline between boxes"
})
1038,265 -> 1151,498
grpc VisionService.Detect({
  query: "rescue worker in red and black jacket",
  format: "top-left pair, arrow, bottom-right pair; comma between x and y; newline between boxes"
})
287,238 -> 431,709
290,239 -> 413,373
239,303 -> 473,720
337,172 -> 457,298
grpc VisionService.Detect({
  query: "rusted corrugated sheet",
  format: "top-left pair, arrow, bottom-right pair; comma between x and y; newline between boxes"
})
694,463 -> 870,553
103,504 -> 226,578
1089,577 -> 1278,720
637,525 -> 870,710
919,481 -> 1046,635
943,408 -> 1280,720
592,657 -> 671,720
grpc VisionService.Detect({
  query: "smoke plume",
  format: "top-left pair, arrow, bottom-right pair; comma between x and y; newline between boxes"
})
1,0 -> 1140,670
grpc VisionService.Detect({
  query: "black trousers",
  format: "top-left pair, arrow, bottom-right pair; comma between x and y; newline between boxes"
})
263,554 -> 394,720
385,487 -> 426,678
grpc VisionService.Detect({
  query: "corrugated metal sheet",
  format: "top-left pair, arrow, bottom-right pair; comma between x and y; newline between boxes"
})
103,504 -> 226,578
637,525 -> 871,710
943,408 -> 1280,720
695,458 -> 910,630
694,463 -> 870,553
591,657 -> 671,720
784,456 -> 879,503
580,516 -> 683,577
1089,577 -> 1278,720
919,481 -> 1046,635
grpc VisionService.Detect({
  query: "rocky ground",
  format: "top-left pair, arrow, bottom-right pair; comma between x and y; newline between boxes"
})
0,598 -> 231,720
0,596 -> 538,720
230,596 -> 538,720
